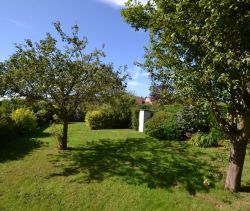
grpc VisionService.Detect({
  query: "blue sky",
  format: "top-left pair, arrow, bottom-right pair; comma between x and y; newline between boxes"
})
0,0 -> 151,96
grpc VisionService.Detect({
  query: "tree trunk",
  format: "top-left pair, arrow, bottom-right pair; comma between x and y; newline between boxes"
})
58,118 -> 68,150
225,141 -> 247,192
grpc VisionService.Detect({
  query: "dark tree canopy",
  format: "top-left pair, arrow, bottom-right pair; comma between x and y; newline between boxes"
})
122,0 -> 250,191
149,82 -> 178,105
6,22 -> 126,149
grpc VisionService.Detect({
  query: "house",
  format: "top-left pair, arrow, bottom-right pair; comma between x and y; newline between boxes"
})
144,97 -> 153,105
135,96 -> 155,105
136,96 -> 145,105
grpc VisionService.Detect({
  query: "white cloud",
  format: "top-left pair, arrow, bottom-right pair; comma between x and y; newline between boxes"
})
127,66 -> 149,88
127,81 -> 141,87
131,66 -> 149,80
98,0 -> 148,7
141,72 -> 150,77
127,65 -> 150,96
133,66 -> 140,80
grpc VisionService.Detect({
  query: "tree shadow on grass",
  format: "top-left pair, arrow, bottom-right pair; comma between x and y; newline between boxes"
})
49,137 -> 223,194
0,127 -> 49,162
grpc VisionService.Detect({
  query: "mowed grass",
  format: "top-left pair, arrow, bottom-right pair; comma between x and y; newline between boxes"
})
0,123 -> 250,211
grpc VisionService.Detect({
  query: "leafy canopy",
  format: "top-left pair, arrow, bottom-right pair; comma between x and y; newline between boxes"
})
6,21 -> 126,120
122,0 -> 250,140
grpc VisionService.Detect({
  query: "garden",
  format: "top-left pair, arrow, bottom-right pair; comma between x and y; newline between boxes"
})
0,98 -> 250,210
1,1 -> 250,209
0,122 -> 250,210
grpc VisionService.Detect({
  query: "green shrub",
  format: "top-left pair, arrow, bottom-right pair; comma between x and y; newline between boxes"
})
177,105 -> 210,134
0,104 -> 14,140
131,108 -> 140,130
162,104 -> 182,114
85,109 -> 119,130
53,114 -> 62,123
162,115 -> 182,140
209,127 -> 225,141
144,111 -> 171,139
188,133 -> 205,147
85,109 -> 115,129
145,110 -> 183,140
0,114 -> 13,139
177,103 -> 228,139
11,108 -> 37,134
188,129 -> 220,148
85,102 -> 132,130
30,100 -> 54,125
35,109 -> 52,125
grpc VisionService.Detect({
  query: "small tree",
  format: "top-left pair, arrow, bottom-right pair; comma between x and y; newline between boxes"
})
6,22 -> 126,150
122,0 -> 250,191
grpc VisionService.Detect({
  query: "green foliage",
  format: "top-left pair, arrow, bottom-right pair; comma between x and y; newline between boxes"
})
85,110 -> 111,130
0,62 -> 6,96
209,127 -> 226,142
0,100 -> 14,115
162,115 -> 182,140
1,99 -> 54,126
144,105 -> 183,140
0,101 -> 14,139
85,105 -> 130,130
35,109 -> 53,125
150,83 -> 177,105
122,0 -> 250,143
161,104 -> 182,115
85,93 -> 136,130
131,107 -> 140,130
188,128 -> 223,148
30,101 -> 54,125
177,104 -> 211,134
144,111 -> 170,139
52,114 -> 61,123
68,106 -> 86,122
11,108 -> 37,134
110,93 -> 136,128
6,22 -> 126,149
0,113 -> 13,139
177,103 -> 228,141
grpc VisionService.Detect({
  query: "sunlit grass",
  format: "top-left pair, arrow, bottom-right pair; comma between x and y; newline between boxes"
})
0,123 -> 250,210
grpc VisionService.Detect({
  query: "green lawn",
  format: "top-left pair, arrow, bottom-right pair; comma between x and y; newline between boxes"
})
0,123 -> 250,210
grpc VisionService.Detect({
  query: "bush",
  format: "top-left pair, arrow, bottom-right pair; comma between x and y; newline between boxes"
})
0,113 -> 13,139
144,111 -> 170,139
162,115 -> 182,140
145,110 -> 183,140
85,108 -> 128,130
162,104 -> 182,114
11,108 -> 37,134
177,103 -> 228,139
177,105 -> 210,134
52,114 -> 62,123
209,127 -> 225,141
69,108 -> 86,122
131,108 -> 140,130
86,110 -> 110,129
35,109 -> 53,125
0,104 -> 14,140
188,128 -> 221,148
